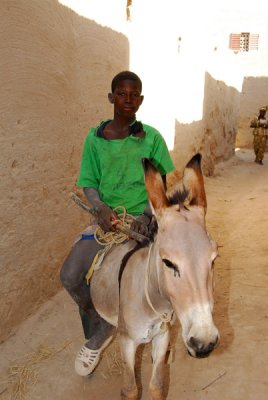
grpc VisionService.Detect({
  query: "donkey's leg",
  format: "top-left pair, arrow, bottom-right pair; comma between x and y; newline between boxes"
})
120,335 -> 139,400
149,329 -> 170,400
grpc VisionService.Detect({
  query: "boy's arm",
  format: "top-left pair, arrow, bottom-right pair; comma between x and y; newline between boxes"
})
83,187 -> 117,232
83,187 -> 102,208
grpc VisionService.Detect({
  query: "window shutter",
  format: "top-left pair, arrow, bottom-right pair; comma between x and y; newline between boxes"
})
249,34 -> 259,50
230,34 -> 241,51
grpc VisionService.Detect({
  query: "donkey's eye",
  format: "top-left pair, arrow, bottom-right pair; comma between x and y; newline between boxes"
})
162,259 -> 180,278
162,258 -> 173,267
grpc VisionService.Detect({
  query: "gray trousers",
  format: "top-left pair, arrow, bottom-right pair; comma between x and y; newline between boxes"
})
60,237 -> 115,348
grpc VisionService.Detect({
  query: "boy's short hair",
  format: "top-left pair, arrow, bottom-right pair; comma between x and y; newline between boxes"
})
111,71 -> 142,93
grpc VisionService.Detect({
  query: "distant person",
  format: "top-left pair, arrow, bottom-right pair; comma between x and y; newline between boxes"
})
250,106 -> 268,165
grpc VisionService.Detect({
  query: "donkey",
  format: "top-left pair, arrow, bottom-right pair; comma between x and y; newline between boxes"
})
90,153 -> 219,400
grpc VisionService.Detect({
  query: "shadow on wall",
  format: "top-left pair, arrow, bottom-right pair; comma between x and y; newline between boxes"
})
171,72 -> 240,176
0,0 -> 129,342
237,76 -> 268,149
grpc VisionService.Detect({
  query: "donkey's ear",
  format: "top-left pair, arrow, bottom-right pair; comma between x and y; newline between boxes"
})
143,159 -> 169,212
182,153 -> 207,213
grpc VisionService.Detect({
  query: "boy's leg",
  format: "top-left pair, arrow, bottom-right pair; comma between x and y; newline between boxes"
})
79,307 -> 115,347
60,238 -> 115,375
60,238 -> 102,312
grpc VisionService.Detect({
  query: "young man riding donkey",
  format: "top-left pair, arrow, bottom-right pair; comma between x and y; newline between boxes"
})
60,71 -> 219,399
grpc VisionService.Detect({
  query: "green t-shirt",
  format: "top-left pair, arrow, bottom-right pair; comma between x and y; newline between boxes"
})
77,121 -> 175,215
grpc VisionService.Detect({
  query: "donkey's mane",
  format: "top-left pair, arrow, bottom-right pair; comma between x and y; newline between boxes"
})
168,189 -> 189,208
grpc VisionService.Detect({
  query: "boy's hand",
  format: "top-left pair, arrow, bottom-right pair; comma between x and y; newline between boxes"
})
131,214 -> 151,236
95,203 -> 117,232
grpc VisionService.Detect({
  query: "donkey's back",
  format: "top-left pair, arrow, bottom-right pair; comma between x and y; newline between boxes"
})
90,240 -> 137,326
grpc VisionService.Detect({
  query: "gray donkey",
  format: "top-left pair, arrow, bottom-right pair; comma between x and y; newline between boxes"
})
90,153 -> 219,400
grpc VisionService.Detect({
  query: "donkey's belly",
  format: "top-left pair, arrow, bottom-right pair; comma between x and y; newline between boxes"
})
90,241 -> 136,326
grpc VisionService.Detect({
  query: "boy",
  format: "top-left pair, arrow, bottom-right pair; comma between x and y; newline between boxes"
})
60,71 -> 175,376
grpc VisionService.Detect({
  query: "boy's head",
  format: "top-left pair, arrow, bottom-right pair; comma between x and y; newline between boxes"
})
111,71 -> 142,93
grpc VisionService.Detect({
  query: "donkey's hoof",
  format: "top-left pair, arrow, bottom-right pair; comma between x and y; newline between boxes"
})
120,388 -> 138,400
149,386 -> 165,400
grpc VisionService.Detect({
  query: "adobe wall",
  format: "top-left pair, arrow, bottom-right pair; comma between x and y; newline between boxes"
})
171,74 -> 239,176
0,0 -> 129,342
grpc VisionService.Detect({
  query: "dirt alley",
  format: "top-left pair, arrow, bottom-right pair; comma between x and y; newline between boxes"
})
0,149 -> 267,400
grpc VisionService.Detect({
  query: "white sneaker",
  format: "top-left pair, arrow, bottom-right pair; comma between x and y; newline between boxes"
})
75,336 -> 113,376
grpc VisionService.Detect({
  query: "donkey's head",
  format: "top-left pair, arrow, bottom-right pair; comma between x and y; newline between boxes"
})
143,154 -> 219,358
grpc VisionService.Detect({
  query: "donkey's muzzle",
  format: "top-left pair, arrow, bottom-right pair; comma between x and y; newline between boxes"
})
187,335 -> 219,358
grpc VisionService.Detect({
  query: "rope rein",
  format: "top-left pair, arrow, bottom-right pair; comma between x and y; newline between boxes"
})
144,245 -> 173,323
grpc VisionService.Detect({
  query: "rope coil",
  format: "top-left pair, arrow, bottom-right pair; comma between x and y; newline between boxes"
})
85,206 -> 135,284
94,206 -> 135,245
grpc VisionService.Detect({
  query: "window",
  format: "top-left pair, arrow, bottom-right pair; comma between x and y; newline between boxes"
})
229,33 -> 259,52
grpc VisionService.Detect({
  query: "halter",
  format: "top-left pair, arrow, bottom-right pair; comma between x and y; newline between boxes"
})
144,244 -> 173,323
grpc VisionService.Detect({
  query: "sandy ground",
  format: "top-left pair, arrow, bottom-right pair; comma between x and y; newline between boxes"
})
0,148 -> 268,400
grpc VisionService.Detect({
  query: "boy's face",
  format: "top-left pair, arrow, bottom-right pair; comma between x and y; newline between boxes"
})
108,79 -> 144,119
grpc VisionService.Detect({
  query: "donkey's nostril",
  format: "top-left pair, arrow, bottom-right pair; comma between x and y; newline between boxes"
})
196,341 -> 216,358
189,336 -> 203,351
208,342 -> 215,352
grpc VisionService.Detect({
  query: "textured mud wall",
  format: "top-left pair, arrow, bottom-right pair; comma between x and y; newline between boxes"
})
171,73 -> 239,176
0,0 -> 129,342
201,74 -> 239,174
